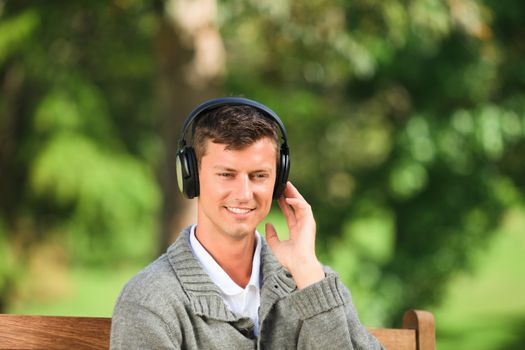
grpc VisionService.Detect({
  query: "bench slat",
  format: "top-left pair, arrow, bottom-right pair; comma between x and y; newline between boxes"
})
0,315 -> 111,350
0,310 -> 435,350
370,328 -> 417,350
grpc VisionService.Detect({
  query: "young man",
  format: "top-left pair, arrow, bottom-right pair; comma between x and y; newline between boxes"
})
110,97 -> 384,349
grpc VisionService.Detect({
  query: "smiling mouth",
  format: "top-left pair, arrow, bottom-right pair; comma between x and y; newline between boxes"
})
225,207 -> 254,214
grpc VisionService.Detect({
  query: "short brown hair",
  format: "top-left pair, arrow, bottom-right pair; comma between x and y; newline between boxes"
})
192,105 -> 280,164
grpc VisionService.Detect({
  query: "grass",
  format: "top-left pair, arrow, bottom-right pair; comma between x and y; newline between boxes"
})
434,206 -> 525,350
8,263 -> 144,317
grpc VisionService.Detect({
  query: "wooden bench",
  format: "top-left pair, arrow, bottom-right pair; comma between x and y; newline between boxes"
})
0,309 -> 435,349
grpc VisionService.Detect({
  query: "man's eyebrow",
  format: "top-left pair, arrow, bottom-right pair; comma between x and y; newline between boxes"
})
211,166 -> 272,172
212,166 -> 237,171
251,168 -> 273,173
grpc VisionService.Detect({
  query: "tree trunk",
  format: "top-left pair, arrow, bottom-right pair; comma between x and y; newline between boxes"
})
156,0 -> 225,252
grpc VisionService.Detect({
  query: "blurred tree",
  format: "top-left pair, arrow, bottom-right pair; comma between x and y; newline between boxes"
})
0,1 -> 161,310
156,0 -> 225,251
0,0 -> 226,311
219,0 -> 525,325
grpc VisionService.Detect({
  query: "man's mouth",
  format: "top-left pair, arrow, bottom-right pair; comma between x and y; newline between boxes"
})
225,207 -> 254,214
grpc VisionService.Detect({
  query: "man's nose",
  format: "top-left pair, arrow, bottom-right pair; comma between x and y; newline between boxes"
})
233,175 -> 253,201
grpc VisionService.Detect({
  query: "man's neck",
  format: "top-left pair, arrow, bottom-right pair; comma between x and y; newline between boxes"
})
194,225 -> 256,288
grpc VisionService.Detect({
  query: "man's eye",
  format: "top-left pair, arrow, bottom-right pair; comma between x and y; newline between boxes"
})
253,173 -> 269,179
219,173 -> 233,177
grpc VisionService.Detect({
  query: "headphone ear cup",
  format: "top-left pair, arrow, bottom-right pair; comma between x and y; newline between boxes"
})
273,146 -> 290,199
176,146 -> 200,199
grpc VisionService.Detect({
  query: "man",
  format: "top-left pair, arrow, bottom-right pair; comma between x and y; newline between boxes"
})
110,97 -> 384,349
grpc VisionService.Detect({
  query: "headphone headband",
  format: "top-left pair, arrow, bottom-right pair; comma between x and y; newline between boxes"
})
178,97 -> 288,148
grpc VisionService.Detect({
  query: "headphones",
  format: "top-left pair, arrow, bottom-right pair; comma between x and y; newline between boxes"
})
176,97 -> 290,200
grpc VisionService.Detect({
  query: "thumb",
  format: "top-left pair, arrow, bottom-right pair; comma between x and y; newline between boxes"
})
265,223 -> 280,249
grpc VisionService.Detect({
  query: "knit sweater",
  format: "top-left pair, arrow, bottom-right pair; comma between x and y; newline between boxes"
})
110,226 -> 385,349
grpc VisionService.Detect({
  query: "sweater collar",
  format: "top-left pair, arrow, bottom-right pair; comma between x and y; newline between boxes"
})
167,226 -> 296,322
189,224 -> 262,296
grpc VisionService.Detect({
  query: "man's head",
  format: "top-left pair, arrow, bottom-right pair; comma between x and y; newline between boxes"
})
176,97 -> 290,240
194,106 -> 281,240
176,97 -> 290,200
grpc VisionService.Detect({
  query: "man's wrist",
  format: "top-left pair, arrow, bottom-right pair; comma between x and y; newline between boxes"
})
290,260 -> 325,289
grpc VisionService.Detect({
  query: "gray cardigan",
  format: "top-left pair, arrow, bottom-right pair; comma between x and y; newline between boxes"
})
110,226 -> 385,349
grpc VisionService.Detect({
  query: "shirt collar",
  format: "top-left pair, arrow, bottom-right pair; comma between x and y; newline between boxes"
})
189,225 -> 261,296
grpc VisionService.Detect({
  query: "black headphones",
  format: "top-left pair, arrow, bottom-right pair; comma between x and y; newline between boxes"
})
176,97 -> 290,200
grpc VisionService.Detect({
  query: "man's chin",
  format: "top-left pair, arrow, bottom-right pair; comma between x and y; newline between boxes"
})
224,226 -> 256,241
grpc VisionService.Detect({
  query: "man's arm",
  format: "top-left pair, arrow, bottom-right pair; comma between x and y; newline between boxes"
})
110,299 -> 181,350
288,270 -> 385,349
266,182 -> 385,349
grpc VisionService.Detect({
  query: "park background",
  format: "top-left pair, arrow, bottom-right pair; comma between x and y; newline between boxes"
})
1,1 -> 524,349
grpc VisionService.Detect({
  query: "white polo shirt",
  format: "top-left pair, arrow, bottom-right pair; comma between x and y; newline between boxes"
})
189,225 -> 262,336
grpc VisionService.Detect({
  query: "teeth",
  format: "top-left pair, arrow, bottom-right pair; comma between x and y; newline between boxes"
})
227,207 -> 252,214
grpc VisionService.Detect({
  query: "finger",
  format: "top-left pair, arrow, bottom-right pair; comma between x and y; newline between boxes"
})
283,181 -> 306,201
265,223 -> 280,248
284,197 -> 310,211
278,196 -> 297,227
284,197 -> 312,221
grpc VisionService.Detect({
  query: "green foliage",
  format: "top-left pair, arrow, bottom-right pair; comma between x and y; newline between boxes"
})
0,1 -> 160,278
31,130 -> 159,262
25,80 -> 160,263
221,0 -> 525,325
0,220 -> 15,307
0,9 -> 39,64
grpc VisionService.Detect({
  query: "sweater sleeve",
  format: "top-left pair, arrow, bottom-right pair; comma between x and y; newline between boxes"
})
287,272 -> 386,350
110,299 -> 181,350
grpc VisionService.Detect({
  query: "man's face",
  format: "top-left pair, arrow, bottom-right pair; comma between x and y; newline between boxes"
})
197,137 -> 277,241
